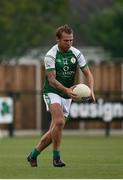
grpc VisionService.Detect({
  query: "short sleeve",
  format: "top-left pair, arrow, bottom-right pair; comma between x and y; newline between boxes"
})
77,52 -> 87,68
44,45 -> 58,71
44,55 -> 55,71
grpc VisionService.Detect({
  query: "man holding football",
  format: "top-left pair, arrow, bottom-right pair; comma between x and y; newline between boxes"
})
27,24 -> 95,167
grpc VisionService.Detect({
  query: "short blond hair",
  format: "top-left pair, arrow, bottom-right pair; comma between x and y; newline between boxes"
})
56,24 -> 73,39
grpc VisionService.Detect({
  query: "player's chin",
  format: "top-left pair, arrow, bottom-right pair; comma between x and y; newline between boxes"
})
64,46 -> 71,51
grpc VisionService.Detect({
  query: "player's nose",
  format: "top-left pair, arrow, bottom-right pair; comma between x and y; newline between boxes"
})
66,41 -> 72,47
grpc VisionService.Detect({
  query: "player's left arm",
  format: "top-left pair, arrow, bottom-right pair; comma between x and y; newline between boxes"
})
81,66 -> 96,103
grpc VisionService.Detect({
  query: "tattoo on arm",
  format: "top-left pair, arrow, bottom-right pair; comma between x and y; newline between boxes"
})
47,71 -> 67,93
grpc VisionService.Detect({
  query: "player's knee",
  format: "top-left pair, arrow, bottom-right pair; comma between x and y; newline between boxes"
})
56,119 -> 65,129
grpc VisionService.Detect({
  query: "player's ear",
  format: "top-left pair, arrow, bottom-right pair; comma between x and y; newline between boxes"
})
56,37 -> 60,43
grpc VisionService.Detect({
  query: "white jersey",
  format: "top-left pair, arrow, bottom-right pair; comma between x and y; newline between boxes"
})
44,44 -> 87,70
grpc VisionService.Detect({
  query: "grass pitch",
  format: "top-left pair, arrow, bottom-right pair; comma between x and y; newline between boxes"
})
0,134 -> 122,179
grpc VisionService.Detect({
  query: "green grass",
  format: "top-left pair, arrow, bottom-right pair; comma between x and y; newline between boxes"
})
0,135 -> 123,179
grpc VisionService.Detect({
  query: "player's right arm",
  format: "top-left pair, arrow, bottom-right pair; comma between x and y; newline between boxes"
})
46,70 -> 77,99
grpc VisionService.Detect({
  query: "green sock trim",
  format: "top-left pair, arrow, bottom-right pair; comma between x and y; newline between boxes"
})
31,148 -> 40,158
53,150 -> 60,159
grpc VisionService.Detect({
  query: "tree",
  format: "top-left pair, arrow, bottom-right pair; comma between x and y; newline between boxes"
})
0,0 -> 70,61
82,0 -> 123,61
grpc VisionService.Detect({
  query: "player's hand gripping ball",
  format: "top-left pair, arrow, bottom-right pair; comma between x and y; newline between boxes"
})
73,83 -> 91,102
